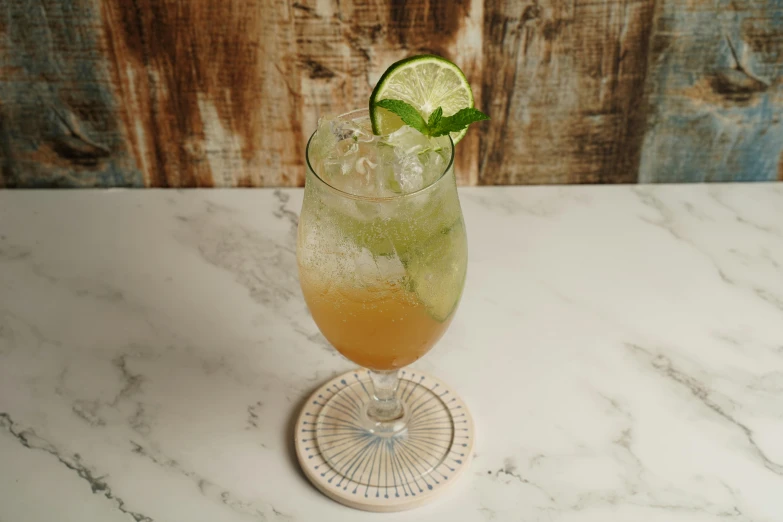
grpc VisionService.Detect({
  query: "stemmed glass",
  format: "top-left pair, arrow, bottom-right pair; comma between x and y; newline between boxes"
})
295,109 -> 471,510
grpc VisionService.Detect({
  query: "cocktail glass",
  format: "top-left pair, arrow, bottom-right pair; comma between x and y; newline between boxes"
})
295,109 -> 471,508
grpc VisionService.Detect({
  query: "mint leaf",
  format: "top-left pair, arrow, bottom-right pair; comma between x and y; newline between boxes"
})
430,107 -> 490,137
375,100 -> 489,139
375,99 -> 428,135
427,107 -> 443,129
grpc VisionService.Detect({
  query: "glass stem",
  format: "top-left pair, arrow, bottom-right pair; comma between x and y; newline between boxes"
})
367,369 -> 404,422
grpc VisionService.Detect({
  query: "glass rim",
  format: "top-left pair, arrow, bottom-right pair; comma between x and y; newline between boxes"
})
305,108 -> 455,202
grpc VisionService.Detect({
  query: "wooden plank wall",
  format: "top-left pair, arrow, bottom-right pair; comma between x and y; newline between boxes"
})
639,0 -> 783,182
1,0 -> 782,188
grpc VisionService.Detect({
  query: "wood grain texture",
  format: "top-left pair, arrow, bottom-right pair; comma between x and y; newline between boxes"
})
480,0 -> 656,184
0,0 -> 142,187
1,0 -> 482,187
1,0 -> 782,187
638,0 -> 783,183
102,0 -> 302,187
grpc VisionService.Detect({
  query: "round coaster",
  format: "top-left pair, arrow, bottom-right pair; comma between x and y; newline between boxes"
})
295,369 -> 474,512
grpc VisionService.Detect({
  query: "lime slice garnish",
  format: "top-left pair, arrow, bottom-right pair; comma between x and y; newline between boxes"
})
370,55 -> 474,144
402,219 -> 467,322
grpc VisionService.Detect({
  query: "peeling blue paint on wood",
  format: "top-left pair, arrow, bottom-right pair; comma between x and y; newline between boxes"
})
0,0 -> 143,188
638,0 -> 783,183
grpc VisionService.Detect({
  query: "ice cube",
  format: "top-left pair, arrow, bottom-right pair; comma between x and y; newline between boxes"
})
384,126 -> 451,194
309,113 -> 451,199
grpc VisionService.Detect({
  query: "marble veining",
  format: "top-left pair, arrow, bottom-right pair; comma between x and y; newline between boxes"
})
1,184 -> 782,522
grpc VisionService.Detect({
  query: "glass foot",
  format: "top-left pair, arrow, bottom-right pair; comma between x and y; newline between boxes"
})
295,369 -> 474,512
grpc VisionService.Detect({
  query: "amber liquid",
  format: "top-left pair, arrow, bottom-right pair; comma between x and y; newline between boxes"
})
299,273 -> 451,370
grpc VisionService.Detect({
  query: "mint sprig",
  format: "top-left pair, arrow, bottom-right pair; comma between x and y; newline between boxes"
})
427,107 -> 443,129
376,99 -> 489,138
375,99 -> 428,134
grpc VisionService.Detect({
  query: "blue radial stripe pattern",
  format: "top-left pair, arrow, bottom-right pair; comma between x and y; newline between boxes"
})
295,369 -> 473,510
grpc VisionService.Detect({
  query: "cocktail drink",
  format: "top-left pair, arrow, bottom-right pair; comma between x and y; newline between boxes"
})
299,111 -> 466,369
294,55 -> 488,511
298,109 -> 466,425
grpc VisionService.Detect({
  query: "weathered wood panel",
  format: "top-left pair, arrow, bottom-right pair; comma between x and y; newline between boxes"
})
638,0 -> 783,183
0,0 -> 142,187
101,0 -> 302,187
1,0 -> 783,187
1,0 -> 482,188
480,0 -> 656,184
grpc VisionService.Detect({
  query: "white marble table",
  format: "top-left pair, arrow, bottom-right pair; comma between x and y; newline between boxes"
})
1,185 -> 782,522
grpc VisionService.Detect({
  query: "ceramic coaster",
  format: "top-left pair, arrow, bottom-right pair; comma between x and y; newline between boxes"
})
295,369 -> 474,512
